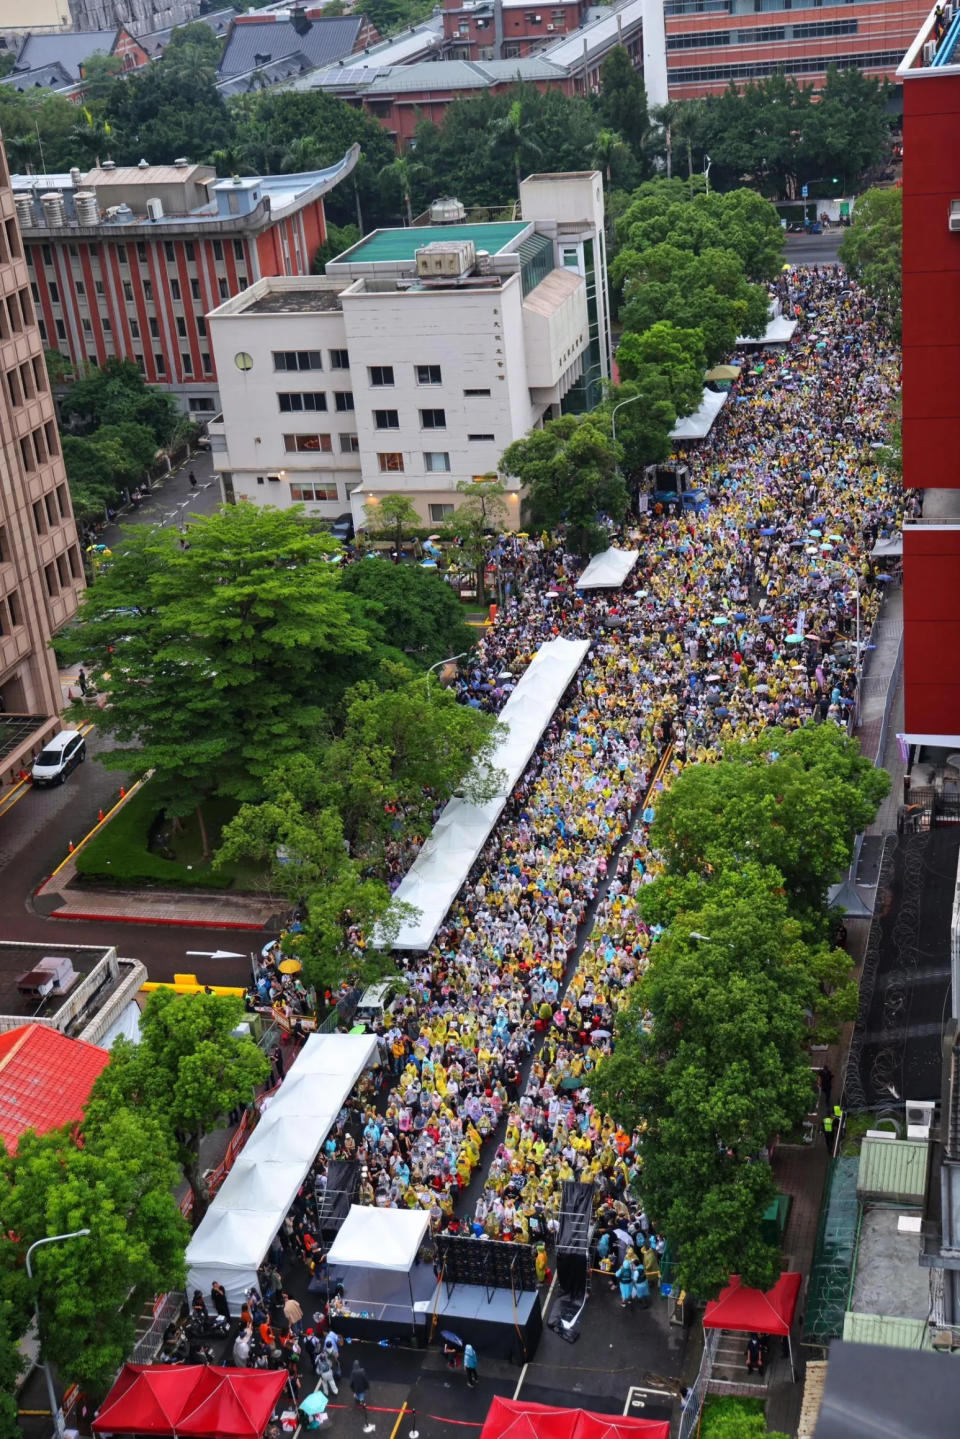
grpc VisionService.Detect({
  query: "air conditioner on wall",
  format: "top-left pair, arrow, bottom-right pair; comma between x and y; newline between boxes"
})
906,1099 -> 936,1140
949,201 -> 960,232
924,39 -> 937,64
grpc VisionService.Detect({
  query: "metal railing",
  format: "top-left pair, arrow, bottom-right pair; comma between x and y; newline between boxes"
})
678,1326 -> 720,1439
130,1291 -> 184,1366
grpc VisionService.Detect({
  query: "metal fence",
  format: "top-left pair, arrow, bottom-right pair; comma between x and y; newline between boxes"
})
130,1290 -> 184,1366
678,1326 -> 720,1439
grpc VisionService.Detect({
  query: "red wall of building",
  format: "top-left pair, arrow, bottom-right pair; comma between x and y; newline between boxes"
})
902,70 -> 960,491
903,526 -> 960,736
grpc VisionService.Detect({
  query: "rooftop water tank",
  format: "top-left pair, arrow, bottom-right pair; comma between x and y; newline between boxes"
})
69,166 -> 82,187
41,192 -> 66,228
14,194 -> 34,229
429,196 -> 466,224
75,190 -> 99,226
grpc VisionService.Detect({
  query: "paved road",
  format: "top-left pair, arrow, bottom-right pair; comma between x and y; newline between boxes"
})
0,449 -> 264,990
784,230 -> 845,266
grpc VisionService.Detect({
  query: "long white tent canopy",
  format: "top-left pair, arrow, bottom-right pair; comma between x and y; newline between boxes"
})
185,1033 -> 378,1308
669,387 -> 729,442
327,1205 -> 429,1273
387,637 -> 590,950
577,548 -> 640,590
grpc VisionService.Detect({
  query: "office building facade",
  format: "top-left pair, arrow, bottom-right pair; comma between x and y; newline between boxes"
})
0,134 -> 84,785
207,171 -> 610,529
17,148 -> 358,415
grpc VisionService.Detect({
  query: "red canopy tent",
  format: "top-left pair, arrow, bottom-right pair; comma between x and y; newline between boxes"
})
701,1272 -> 802,1383
92,1366 -> 287,1438
701,1273 -> 802,1337
479,1396 -> 669,1439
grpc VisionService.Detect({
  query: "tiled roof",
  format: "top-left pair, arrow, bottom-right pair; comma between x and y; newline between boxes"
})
0,1024 -> 109,1154
218,16 -> 363,79
14,29 -> 120,82
1,61 -> 75,93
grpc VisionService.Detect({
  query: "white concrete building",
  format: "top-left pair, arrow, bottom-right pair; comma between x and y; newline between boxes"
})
207,170 -> 609,528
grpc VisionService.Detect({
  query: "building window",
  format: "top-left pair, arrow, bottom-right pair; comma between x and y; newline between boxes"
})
32,499 -> 44,533
116,244 -> 127,263
429,503 -> 455,521
369,365 -> 394,386
144,280 -> 153,300
75,280 -> 86,298
191,279 -> 201,301
278,392 -> 327,412
218,278 -> 229,300
164,241 -> 175,262
55,319 -> 66,341
202,353 -> 212,374
420,409 -> 446,429
197,317 -> 207,336
237,274 -> 248,289
44,562 -> 58,598
416,364 -> 442,385
130,319 -> 140,338
189,397 -> 216,412
123,281 -> 134,302
378,452 -> 404,472
283,433 -> 332,452
233,239 -> 244,261
334,392 -> 354,412
155,352 -> 166,374
274,350 -> 323,372
81,318 -> 92,335
171,279 -> 181,300
137,242 -> 147,263
7,590 -> 21,627
330,349 -> 349,369
290,482 -> 339,502
340,433 -> 360,453
149,318 -> 160,338
184,242 -> 196,262
468,433 -> 495,441
424,451 -> 451,472
374,409 -> 399,430
56,482 -> 69,517
49,282 -> 60,303
464,387 -> 491,396
213,240 -> 224,262
94,279 -> 105,297
182,352 -> 193,373
176,317 -> 187,337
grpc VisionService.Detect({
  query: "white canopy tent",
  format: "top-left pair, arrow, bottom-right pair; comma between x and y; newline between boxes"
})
387,637 -> 590,949
577,548 -> 639,590
669,387 -> 729,442
737,304 -> 798,346
327,1206 -> 429,1272
871,534 -> 903,559
186,1034 -> 378,1307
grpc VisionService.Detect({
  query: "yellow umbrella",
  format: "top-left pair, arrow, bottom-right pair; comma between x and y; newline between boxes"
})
278,958 -> 301,975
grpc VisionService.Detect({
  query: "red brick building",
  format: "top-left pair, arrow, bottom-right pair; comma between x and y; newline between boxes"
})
440,0 -> 591,61
896,7 -> 960,749
3,26 -> 149,101
665,0 -> 931,99
15,147 -> 359,414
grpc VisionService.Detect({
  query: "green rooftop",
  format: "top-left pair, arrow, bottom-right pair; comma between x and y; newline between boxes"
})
332,221 -> 529,265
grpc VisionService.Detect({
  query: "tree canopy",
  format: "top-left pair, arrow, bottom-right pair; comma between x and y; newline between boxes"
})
501,413 -> 627,555
339,557 -> 473,662
86,989 -> 269,1225
838,187 -> 902,339
2,1106 -> 188,1393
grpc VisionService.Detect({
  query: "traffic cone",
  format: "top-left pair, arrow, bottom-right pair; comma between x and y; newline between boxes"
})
68,840 -> 74,852
98,808 -> 104,822
120,787 -> 126,799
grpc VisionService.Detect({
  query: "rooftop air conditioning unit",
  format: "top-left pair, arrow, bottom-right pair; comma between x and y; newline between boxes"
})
924,39 -> 937,65
547,22 -> 555,29
146,197 -> 164,222
907,1099 -> 936,1139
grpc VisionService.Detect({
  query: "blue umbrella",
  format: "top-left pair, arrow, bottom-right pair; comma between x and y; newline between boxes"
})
713,616 -> 729,626
876,573 -> 894,581
786,633 -> 804,645
733,612 -> 747,620
757,616 -> 774,624
300,1393 -> 329,1416
760,527 -> 776,536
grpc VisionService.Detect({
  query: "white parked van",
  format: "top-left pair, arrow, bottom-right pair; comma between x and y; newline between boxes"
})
32,730 -> 86,787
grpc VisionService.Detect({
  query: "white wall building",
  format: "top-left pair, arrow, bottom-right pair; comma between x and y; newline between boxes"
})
207,170 -> 609,528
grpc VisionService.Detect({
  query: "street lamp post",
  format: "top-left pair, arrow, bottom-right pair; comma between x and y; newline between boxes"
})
26,1229 -> 91,1438
610,393 -> 644,491
423,651 -> 469,705
703,155 -> 712,195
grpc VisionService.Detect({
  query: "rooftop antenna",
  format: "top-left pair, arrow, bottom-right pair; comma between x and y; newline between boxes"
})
35,119 -> 47,178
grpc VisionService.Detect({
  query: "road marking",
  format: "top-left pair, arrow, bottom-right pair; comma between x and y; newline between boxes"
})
0,783 -> 30,819
185,949 -> 246,960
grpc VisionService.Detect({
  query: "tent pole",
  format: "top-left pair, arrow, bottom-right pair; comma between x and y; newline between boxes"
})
788,1334 -> 796,1383
409,1270 -> 416,1344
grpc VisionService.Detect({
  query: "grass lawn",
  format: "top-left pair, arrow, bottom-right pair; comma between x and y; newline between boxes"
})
75,785 -> 271,891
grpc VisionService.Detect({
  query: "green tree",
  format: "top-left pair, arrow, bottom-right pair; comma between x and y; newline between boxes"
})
0,1298 -> 23,1439
595,46 -> 649,161
312,221 -> 361,273
446,478 -> 508,603
364,492 -> 421,554
839,187 -> 902,339
379,154 -> 424,226
502,414 -> 627,555
593,866 -> 844,1296
589,128 -> 632,196
339,557 -> 473,662
491,98 -> 543,198
77,52 -> 124,105
648,723 -> 890,924
58,506 -> 372,846
801,67 -> 892,193
103,29 -> 234,166
61,358 -> 179,446
86,990 -> 269,1225
3,1108 -> 188,1393
615,320 -> 706,418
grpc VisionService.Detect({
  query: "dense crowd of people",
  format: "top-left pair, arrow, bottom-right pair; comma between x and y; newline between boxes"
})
237,268 -> 905,1341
